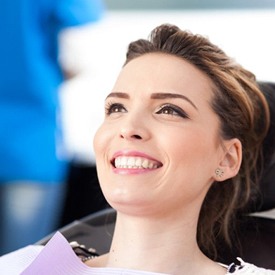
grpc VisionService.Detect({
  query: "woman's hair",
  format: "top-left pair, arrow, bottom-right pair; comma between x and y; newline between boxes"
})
124,24 -> 270,259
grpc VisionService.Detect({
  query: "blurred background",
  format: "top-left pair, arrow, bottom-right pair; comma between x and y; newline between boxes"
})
1,0 -> 275,254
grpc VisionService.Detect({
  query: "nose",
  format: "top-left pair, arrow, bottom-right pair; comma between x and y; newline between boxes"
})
120,131 -> 142,140
119,117 -> 150,141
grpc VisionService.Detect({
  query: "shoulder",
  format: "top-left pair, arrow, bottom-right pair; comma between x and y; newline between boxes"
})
226,258 -> 275,274
0,245 -> 43,275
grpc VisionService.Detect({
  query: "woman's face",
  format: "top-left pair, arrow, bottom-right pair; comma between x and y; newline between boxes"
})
94,53 -> 224,217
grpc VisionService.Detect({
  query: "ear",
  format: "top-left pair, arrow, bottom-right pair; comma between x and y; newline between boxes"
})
215,138 -> 242,182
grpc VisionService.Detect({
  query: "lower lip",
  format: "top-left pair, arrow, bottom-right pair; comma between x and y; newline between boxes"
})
112,167 -> 159,175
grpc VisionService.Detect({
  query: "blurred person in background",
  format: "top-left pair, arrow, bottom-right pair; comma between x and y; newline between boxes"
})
0,0 -> 104,255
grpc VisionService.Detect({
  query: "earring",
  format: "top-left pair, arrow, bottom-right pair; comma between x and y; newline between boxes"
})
215,168 -> 224,178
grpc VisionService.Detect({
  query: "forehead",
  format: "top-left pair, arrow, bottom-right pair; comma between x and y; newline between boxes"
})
113,53 -> 214,100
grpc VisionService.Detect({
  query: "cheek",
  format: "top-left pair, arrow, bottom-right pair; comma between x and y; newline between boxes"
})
167,131 -> 201,161
93,125 -> 114,184
93,126 -> 111,197
168,130 -> 218,173
93,123 -> 115,179
93,124 -> 110,158
165,135 -> 217,206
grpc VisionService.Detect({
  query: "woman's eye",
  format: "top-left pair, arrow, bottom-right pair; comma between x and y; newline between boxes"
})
105,103 -> 126,115
156,104 -> 189,118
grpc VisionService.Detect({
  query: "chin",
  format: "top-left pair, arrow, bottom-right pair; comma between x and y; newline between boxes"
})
106,193 -> 154,215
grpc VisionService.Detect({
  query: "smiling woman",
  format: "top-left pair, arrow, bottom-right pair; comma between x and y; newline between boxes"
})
91,25 -> 273,274
0,24 -> 274,275
94,53 -> 226,219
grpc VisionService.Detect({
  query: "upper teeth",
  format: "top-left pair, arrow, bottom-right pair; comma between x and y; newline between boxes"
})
114,156 -> 159,169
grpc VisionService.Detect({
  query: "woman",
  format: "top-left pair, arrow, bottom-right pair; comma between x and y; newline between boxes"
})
0,24 -> 274,274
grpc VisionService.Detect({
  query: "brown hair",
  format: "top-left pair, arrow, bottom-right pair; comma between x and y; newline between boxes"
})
124,24 -> 270,259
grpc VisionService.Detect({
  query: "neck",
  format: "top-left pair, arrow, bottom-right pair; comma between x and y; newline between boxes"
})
104,210 -> 214,274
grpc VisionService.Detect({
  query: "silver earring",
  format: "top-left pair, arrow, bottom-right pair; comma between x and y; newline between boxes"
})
215,168 -> 224,177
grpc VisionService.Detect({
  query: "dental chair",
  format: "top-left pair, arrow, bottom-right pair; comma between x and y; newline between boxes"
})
37,82 -> 275,269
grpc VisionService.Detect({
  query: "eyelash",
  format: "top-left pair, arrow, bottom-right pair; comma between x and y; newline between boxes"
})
105,102 -> 126,115
105,102 -> 189,119
156,104 -> 189,118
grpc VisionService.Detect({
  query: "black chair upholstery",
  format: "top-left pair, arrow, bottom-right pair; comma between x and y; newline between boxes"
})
257,82 -> 275,211
236,216 -> 275,268
37,82 -> 275,269
37,208 -> 116,256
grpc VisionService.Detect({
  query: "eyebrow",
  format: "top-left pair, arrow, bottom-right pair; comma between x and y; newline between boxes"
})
106,92 -> 197,110
106,92 -> 129,99
151,93 -> 197,110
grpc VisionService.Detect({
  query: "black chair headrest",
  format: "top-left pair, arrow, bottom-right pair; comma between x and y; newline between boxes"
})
257,82 -> 275,211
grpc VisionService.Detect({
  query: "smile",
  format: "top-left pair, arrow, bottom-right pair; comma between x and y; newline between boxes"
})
113,156 -> 162,169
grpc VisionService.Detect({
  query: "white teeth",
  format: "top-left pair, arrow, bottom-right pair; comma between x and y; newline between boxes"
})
114,156 -> 160,169
136,158 -> 142,167
142,159 -> 149,168
127,157 -> 135,167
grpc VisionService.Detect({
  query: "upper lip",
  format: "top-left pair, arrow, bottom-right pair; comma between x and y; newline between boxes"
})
111,150 -> 163,168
